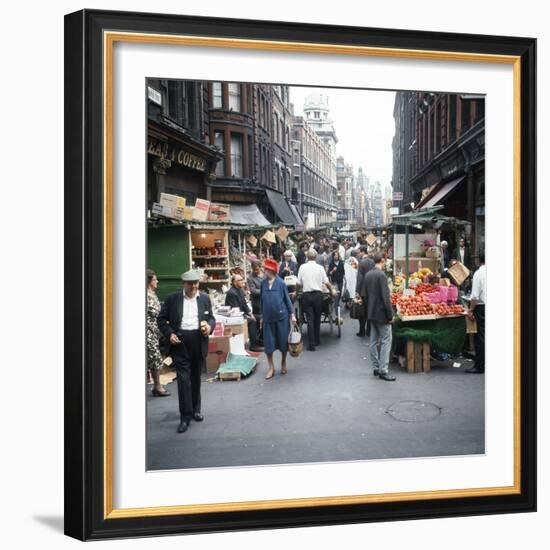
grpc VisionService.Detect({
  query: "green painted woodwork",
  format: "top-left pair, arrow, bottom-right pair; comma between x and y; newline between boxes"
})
147,225 -> 190,301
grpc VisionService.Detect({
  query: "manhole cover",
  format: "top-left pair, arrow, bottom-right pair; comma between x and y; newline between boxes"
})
386,400 -> 442,422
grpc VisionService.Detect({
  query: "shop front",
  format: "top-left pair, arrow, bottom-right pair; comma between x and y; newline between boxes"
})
147,119 -> 222,210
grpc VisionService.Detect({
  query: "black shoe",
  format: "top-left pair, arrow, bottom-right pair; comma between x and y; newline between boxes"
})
193,412 -> 204,422
373,369 -> 380,376
307,346 -> 316,351
356,332 -> 365,337
177,419 -> 189,433
379,372 -> 396,381
465,366 -> 484,374
151,388 -> 171,397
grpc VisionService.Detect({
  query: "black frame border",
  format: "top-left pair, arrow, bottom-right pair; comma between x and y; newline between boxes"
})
64,9 -> 537,541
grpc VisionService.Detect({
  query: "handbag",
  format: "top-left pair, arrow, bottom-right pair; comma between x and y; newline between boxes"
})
350,298 -> 363,320
287,323 -> 303,357
284,275 -> 298,286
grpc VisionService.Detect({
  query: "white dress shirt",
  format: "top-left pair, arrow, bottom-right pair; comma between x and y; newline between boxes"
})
298,261 -> 328,292
180,292 -> 200,330
470,264 -> 486,304
459,247 -> 465,264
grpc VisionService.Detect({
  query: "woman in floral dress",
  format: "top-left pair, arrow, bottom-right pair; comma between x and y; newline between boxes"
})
147,269 -> 170,396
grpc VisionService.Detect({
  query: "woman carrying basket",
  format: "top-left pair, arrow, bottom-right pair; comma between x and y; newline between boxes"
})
260,258 -> 296,380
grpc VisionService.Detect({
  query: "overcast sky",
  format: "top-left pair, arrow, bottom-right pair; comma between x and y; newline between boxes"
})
289,86 -> 396,188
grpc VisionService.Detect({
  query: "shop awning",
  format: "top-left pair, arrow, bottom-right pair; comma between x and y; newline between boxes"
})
415,176 -> 465,209
265,189 -> 301,225
288,202 -> 305,225
229,203 -> 271,227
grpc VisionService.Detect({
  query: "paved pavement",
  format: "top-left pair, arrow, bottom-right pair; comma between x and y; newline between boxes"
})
147,313 -> 484,470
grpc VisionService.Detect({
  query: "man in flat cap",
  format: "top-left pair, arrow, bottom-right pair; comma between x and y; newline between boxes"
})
158,270 -> 216,433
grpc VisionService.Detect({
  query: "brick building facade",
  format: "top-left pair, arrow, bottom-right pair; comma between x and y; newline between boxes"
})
392,91 -> 485,258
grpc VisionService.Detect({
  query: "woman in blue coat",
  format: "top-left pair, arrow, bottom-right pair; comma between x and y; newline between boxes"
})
260,258 -> 296,380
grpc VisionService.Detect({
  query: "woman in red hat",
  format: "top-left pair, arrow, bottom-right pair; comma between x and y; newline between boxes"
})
260,258 -> 296,379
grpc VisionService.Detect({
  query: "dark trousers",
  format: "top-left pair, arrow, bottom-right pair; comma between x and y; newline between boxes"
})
358,300 -> 370,336
172,329 -> 203,421
474,305 -> 485,371
247,317 -> 260,347
300,291 -> 323,346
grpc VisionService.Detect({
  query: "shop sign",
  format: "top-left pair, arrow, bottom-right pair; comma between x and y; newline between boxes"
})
147,139 -> 207,172
147,86 -> 162,106
392,192 -> 403,201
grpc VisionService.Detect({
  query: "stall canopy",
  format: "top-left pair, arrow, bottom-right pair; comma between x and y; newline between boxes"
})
415,176 -> 465,209
265,189 -> 302,225
229,203 -> 271,226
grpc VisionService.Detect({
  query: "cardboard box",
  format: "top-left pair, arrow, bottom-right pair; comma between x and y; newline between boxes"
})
448,261 -> 471,286
208,202 -> 231,223
223,320 -> 249,342
465,315 -> 478,334
159,193 -> 186,210
193,198 -> 211,221
206,335 -> 231,374
425,246 -> 440,259
151,202 -> 173,217
183,206 -> 194,221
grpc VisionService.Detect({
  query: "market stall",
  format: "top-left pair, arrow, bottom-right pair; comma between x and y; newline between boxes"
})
391,206 -> 471,288
190,227 -> 230,289
391,281 -> 469,373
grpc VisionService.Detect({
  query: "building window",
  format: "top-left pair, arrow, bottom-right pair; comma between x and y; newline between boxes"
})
212,82 -> 223,108
230,134 -> 243,177
228,83 -> 241,111
461,97 -> 471,133
314,111 -> 320,119
449,95 -> 457,142
166,80 -> 184,125
214,132 -> 225,177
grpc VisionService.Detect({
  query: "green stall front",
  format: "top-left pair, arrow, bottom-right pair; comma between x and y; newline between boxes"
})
147,225 -> 191,301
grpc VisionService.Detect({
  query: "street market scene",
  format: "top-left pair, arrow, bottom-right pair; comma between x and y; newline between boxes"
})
146,80 -> 486,470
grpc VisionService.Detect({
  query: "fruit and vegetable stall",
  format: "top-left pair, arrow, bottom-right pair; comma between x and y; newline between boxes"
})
390,271 -> 469,373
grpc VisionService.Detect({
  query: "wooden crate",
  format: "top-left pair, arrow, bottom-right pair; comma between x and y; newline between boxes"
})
218,362 -> 257,381
406,340 -> 431,373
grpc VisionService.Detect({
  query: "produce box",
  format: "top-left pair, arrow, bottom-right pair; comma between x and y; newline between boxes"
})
216,352 -> 258,381
425,246 -> 440,259
159,192 -> 186,210
208,202 -> 231,222
193,198 -> 211,221
206,335 -> 231,374
448,261 -> 471,286
396,294 -> 437,321
223,320 -> 249,342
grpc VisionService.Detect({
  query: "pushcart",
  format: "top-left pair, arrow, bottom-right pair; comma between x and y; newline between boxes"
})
295,289 -> 342,338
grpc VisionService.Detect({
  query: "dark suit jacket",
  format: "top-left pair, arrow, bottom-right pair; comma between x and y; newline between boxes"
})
225,286 -> 251,316
157,290 -> 216,358
451,247 -> 472,269
328,260 -> 345,289
356,256 -> 375,297
364,268 -> 393,323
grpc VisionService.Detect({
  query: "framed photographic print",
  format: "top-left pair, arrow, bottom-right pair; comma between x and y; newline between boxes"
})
64,9 -> 536,541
